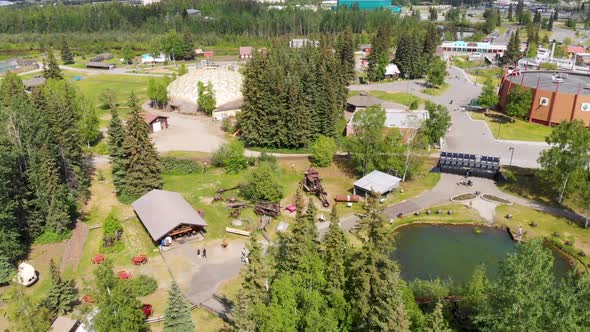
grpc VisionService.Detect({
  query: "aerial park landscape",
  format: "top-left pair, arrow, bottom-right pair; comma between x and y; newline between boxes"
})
0,0 -> 590,331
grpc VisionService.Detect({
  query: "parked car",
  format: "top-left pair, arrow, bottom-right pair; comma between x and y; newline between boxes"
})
16,262 -> 38,287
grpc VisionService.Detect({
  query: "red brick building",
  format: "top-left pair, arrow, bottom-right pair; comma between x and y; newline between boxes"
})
498,71 -> 590,126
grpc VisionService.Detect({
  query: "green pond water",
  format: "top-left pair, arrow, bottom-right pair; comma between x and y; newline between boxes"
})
391,224 -> 570,285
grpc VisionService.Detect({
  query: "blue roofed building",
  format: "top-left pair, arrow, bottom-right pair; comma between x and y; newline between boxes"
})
336,0 -> 401,13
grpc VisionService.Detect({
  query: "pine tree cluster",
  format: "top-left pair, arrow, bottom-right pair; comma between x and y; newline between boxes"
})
238,42 -> 347,149
232,197 -> 413,331
0,74 -> 90,270
394,23 -> 440,79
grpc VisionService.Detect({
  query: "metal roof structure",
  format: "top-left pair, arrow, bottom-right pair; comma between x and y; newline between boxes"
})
49,316 -> 79,332
132,190 -> 207,241
23,76 -> 46,88
384,109 -> 429,129
354,170 -> 401,195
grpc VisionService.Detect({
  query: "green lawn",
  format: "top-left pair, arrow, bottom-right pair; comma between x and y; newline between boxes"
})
469,110 -> 553,142
495,205 -> 590,269
421,83 -> 449,96
394,203 -> 485,227
21,69 -> 151,125
466,67 -> 503,86
368,90 -> 425,107
452,56 -> 484,70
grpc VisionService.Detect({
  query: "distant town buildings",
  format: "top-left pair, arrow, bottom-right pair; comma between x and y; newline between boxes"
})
336,0 -> 401,13
439,41 -> 507,57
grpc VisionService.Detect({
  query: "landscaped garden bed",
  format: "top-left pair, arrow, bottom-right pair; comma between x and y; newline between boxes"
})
481,194 -> 512,204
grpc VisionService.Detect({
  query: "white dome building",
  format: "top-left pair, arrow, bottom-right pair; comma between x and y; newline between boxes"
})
167,67 -> 243,115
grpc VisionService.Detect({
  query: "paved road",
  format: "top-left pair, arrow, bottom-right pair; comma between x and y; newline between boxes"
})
350,66 -> 548,168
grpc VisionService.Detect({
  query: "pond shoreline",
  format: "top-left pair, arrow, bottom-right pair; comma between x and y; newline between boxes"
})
393,220 -> 586,273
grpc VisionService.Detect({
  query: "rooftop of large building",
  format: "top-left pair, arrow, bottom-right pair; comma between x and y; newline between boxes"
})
507,71 -> 590,96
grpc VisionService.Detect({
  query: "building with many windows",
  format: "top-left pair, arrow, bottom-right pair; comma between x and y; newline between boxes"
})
336,0 -> 401,13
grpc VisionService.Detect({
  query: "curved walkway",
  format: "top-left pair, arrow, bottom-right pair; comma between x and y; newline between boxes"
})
320,173 -> 585,235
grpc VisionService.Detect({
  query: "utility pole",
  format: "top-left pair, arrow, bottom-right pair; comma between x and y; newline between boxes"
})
509,147 -> 515,166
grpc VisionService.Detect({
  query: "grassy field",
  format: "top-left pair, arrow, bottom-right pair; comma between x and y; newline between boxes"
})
394,203 -> 485,226
20,69 -> 151,126
495,205 -> 590,269
466,67 -> 503,86
368,90 -> 425,107
422,83 -> 449,96
469,110 -> 553,142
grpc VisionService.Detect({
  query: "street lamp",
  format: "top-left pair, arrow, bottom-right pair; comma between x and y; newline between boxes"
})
509,147 -> 515,167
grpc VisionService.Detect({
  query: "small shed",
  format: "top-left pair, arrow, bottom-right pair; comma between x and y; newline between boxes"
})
132,189 -> 208,243
50,316 -> 80,332
384,63 -> 401,79
86,62 -> 115,70
141,112 -> 169,133
353,170 -> 401,197
346,92 -> 383,112
239,46 -> 253,59
23,76 -> 46,92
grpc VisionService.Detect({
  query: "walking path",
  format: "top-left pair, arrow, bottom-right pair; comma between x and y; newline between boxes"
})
59,221 -> 89,273
319,172 -> 586,235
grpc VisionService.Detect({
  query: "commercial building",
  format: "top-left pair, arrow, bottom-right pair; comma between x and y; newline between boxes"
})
439,41 -> 506,56
336,0 -> 401,13
498,70 -> 590,126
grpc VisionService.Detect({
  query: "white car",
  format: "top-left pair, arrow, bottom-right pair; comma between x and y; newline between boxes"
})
16,262 -> 38,287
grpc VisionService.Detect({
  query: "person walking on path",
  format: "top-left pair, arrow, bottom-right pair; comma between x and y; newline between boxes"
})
203,248 -> 207,258
197,248 -> 200,256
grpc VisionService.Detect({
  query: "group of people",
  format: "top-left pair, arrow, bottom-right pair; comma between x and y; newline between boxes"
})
196,248 -> 207,258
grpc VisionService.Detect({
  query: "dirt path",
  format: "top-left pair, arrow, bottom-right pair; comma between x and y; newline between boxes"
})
60,221 -> 90,273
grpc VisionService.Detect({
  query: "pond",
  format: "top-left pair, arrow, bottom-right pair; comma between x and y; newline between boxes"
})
391,224 -> 570,285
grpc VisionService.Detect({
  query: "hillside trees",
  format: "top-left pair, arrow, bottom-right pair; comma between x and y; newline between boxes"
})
238,44 -> 346,149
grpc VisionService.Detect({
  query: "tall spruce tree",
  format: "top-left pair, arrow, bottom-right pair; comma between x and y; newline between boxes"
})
60,37 -> 74,65
108,107 -> 126,194
0,72 -> 26,107
508,4 -> 513,21
367,25 -> 391,82
501,31 -> 522,65
323,206 -> 348,290
43,259 -> 76,316
163,282 -> 194,332
37,145 -> 73,234
122,92 -> 161,199
548,16 -> 554,31
395,32 -> 424,79
424,301 -> 453,332
336,26 -> 355,83
348,195 -> 410,331
232,235 -> 271,331
43,50 -> 63,80
6,284 -> 51,332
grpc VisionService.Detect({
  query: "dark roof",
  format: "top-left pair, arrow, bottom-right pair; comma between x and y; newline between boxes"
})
132,190 -> 207,242
510,71 -> 590,96
215,98 -> 243,112
86,62 -> 114,68
23,76 -> 46,88
347,93 -> 383,108
141,112 -> 168,125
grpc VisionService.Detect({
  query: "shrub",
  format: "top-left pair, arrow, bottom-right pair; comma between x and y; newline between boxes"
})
102,213 -> 124,252
410,278 -> 452,301
34,230 -> 72,244
128,274 -> 158,297
409,100 -> 419,110
310,135 -> 337,167
0,256 -> 14,285
161,157 -> 202,175
212,141 -> 247,174
257,152 -> 277,165
221,117 -> 236,133
241,162 -> 284,202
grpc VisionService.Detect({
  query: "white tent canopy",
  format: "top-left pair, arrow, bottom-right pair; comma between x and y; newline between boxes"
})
353,170 -> 401,196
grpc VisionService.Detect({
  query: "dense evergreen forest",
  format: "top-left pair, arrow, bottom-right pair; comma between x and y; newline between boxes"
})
0,0 -> 433,52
